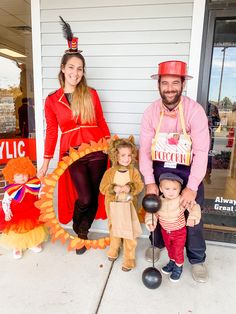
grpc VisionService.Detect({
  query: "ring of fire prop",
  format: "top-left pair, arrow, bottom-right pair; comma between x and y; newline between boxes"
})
35,139 -> 110,251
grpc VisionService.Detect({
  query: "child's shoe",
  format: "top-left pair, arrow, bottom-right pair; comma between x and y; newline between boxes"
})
169,263 -> 183,282
161,260 -> 175,274
29,244 -> 42,253
13,249 -> 22,259
122,259 -> 135,272
107,248 -> 120,262
108,254 -> 118,262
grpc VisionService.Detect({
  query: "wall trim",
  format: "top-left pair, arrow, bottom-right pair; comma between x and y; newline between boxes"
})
187,0 -> 206,101
31,0 -> 44,168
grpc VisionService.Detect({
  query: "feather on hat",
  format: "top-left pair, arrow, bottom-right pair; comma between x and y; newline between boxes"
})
59,16 -> 82,53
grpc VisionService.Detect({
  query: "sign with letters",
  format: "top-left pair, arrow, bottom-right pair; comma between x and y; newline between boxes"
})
152,132 -> 192,166
0,138 -> 36,164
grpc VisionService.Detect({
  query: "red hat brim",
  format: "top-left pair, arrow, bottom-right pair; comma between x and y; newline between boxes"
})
151,60 -> 193,80
151,73 -> 193,80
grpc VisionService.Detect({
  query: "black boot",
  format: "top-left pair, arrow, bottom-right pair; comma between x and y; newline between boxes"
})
76,231 -> 88,255
72,200 -> 87,234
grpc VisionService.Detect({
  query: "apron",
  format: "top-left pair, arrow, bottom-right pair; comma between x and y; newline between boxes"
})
151,101 -> 204,205
109,170 -> 142,240
151,101 -> 193,167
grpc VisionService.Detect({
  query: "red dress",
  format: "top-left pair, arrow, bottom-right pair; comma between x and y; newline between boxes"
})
1,193 -> 42,233
0,178 -> 48,249
44,87 -> 110,224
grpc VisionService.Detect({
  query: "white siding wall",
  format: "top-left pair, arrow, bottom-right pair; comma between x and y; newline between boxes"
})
37,0 -> 199,231
40,0 -> 193,166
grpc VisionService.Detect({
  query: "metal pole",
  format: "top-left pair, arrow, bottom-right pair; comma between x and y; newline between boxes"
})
152,214 -> 155,268
217,47 -> 227,106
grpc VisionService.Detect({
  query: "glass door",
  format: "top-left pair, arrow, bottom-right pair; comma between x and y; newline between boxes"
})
198,7 -> 236,241
0,1 -> 36,199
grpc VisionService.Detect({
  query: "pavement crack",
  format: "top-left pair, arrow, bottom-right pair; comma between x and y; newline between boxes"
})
95,261 -> 114,314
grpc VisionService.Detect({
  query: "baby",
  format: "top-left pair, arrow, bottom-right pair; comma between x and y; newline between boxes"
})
145,172 -> 201,282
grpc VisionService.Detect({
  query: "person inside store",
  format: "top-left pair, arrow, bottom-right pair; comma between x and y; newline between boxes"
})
205,101 -> 221,183
139,60 -> 210,283
28,98 -> 36,135
37,17 -> 110,255
18,97 -> 29,138
18,97 -> 35,138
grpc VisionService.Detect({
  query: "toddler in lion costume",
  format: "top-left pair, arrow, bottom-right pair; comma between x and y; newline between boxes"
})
100,136 -> 144,271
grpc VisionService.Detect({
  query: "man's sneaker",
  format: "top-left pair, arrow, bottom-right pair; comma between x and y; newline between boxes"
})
145,246 -> 161,263
192,263 -> 208,283
169,264 -> 183,282
161,260 -> 175,274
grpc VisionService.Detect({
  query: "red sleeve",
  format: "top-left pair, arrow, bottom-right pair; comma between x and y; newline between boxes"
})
44,95 -> 59,159
91,89 -> 110,138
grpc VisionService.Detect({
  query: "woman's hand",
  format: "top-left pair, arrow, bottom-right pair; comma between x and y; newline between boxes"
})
37,159 -> 50,178
37,166 -> 47,178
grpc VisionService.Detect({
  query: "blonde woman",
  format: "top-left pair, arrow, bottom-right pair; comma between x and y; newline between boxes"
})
38,22 -> 110,254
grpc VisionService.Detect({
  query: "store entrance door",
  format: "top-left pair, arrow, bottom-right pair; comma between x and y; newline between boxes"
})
0,1 -> 36,200
198,6 -> 236,243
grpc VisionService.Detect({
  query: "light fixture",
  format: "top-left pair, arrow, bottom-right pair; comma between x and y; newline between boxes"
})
0,48 -> 26,58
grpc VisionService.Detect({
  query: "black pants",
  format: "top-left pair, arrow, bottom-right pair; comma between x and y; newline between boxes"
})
151,161 -> 206,265
69,151 -> 107,237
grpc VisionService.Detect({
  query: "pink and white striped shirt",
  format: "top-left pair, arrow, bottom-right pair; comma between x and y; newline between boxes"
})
139,96 -> 210,191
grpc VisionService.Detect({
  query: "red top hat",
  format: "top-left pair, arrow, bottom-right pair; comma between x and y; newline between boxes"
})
66,37 -> 82,54
59,16 -> 82,54
151,60 -> 193,80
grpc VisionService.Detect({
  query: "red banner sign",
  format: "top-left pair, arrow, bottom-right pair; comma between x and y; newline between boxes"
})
0,138 -> 36,164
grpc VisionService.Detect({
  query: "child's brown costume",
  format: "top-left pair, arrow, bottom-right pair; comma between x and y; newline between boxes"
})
100,136 -> 144,271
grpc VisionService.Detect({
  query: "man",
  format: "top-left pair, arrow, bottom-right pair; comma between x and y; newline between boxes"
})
18,97 -> 29,138
139,60 -> 210,283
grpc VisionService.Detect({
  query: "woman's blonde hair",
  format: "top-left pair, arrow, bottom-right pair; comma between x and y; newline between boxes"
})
108,135 -> 137,167
58,53 -> 95,123
2,157 -> 36,183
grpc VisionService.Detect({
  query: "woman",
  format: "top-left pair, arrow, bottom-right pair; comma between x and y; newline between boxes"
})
38,33 -> 110,254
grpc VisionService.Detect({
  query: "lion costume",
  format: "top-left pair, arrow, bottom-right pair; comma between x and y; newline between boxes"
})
100,136 -> 144,271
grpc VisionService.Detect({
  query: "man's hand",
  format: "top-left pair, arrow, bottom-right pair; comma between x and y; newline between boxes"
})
180,187 -> 197,209
146,183 -> 159,195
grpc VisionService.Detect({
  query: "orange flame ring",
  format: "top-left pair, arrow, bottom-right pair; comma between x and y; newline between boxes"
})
35,139 -> 110,251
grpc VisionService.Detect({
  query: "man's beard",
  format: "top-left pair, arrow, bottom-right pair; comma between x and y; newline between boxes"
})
160,89 -> 182,108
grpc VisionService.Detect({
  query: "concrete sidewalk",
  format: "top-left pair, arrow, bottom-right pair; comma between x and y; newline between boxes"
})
0,234 -> 236,314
